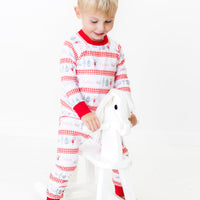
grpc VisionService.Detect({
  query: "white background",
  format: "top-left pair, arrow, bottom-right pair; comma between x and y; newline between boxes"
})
0,1 -> 200,200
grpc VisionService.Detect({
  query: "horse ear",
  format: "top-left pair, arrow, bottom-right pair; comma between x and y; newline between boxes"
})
96,91 -> 115,123
126,92 -> 136,113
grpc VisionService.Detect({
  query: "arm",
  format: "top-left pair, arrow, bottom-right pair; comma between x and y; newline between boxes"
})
113,44 -> 131,92
114,45 -> 138,127
59,41 -> 91,118
60,41 -> 100,131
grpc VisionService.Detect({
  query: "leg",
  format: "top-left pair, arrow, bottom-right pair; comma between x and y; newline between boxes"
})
46,134 -> 80,199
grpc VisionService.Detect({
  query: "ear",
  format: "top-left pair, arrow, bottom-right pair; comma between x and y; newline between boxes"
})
126,92 -> 136,114
96,92 -> 114,123
74,6 -> 81,19
96,106 -> 104,124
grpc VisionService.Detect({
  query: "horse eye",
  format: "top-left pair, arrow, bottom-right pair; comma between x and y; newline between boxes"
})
114,105 -> 118,110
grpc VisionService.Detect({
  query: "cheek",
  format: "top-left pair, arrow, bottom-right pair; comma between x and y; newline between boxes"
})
87,24 -> 96,31
83,20 -> 95,30
106,23 -> 114,31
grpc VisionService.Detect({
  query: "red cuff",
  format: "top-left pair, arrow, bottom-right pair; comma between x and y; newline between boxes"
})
73,101 -> 91,119
47,198 -> 60,200
115,185 -> 124,197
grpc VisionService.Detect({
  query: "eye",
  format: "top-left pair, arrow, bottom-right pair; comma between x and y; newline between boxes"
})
114,105 -> 118,110
91,20 -> 98,23
105,20 -> 112,23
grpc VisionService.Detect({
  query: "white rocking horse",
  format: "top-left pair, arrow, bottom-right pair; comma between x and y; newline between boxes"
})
77,88 -> 137,200
34,89 -> 137,200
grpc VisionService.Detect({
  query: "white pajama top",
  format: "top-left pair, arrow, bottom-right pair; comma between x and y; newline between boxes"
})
59,29 -> 131,120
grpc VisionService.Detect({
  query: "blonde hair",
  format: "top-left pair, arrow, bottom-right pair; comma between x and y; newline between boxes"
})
78,0 -> 118,17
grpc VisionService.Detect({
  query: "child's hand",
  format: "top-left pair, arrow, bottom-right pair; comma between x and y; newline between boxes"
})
81,112 -> 101,132
128,113 -> 137,127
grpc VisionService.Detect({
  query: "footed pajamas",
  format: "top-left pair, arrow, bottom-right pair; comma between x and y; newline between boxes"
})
46,29 -> 131,199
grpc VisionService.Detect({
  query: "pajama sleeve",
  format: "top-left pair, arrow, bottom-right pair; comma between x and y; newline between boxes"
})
113,44 -> 131,93
59,41 -> 91,118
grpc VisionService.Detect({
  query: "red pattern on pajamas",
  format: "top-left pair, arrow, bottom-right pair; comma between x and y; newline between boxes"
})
46,29 -> 131,199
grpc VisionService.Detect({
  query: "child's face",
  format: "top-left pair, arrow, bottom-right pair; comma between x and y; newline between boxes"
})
75,7 -> 115,41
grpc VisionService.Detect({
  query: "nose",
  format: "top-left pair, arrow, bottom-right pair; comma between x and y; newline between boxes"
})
97,23 -> 105,33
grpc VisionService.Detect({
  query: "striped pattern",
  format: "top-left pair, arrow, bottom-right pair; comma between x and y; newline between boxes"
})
76,69 -> 115,76
112,179 -> 122,187
56,164 -> 77,172
57,148 -> 79,154
79,50 -> 120,60
61,76 -> 77,81
58,130 -> 90,139
50,173 -> 68,183
47,189 -> 64,199
115,74 -> 128,81
117,59 -> 125,67
60,58 -> 76,65
60,99 -> 73,111
59,32 -> 131,116
117,87 -> 131,92
64,41 -> 78,60
59,115 -> 79,121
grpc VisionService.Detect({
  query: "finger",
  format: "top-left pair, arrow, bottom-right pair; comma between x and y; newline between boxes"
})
90,119 -> 97,132
85,121 -> 92,131
93,116 -> 100,129
132,118 -> 137,126
96,118 -> 101,129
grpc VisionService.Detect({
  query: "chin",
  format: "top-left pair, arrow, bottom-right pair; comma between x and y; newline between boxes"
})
92,35 -> 105,41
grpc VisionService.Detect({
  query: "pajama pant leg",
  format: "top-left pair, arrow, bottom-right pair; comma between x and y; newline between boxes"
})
46,116 -> 91,199
46,134 -> 80,199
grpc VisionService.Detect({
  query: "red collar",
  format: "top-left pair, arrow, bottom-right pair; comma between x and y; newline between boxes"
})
78,29 -> 108,46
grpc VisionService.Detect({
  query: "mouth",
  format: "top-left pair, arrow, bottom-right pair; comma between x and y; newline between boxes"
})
94,32 -> 104,36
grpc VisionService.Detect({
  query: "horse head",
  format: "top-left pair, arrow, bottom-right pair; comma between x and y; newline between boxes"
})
96,89 -> 135,136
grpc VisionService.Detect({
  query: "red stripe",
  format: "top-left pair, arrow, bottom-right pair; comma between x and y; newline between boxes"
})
49,173 -> 67,183
47,189 -> 64,199
80,88 -> 110,94
123,147 -> 128,154
112,169 -> 119,174
77,69 -> 115,76
60,99 -> 73,111
117,59 -> 125,67
88,105 -> 98,111
117,87 -> 131,92
61,76 -> 77,81
56,164 -> 77,171
59,115 -> 79,120
115,74 -> 128,81
64,41 -> 78,61
57,148 -> 79,154
117,44 -> 122,52
66,88 -> 81,97
59,186 -> 67,188
79,51 -> 119,60
112,179 -> 122,187
60,58 -> 76,65
66,88 -> 110,97
58,130 -> 90,139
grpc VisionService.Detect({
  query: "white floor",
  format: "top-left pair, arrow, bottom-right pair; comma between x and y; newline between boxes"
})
1,135 -> 200,200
